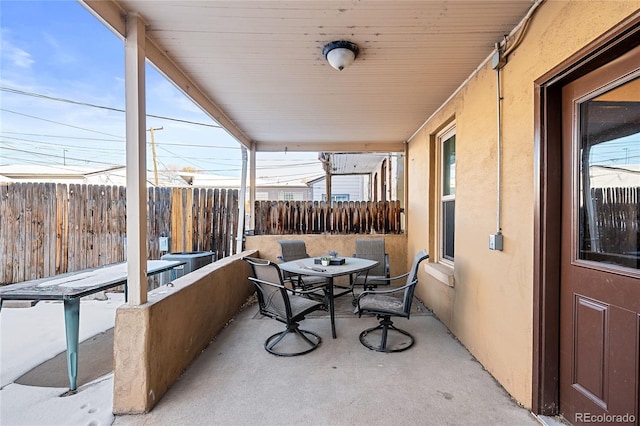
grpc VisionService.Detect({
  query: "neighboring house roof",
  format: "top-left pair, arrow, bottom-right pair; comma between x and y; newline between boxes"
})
590,165 -> 640,188
0,164 -> 105,179
0,165 -> 311,189
0,165 -> 119,185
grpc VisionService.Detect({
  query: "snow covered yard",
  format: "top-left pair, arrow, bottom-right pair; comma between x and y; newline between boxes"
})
0,294 -> 123,426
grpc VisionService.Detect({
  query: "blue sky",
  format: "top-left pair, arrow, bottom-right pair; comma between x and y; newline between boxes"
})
0,1 -> 322,182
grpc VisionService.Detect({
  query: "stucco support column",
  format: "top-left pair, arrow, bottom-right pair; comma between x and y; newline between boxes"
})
124,12 -> 148,305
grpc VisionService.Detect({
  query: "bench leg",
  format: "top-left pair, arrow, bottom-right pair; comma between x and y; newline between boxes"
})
63,299 -> 80,392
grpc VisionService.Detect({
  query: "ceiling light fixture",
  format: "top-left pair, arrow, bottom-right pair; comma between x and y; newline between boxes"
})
323,40 -> 359,71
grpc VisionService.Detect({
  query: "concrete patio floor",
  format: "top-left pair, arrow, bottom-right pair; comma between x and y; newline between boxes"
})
113,297 -> 539,426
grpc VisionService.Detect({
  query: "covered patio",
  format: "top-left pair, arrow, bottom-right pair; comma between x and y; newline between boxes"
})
70,0 -> 640,423
74,0 -> 544,416
112,290 -> 537,425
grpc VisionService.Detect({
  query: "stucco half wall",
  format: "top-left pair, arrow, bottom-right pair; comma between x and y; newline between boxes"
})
406,1 -> 639,409
245,234 -> 408,278
112,250 -> 256,414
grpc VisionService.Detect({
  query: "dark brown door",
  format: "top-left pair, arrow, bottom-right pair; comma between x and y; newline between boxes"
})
560,44 -> 640,424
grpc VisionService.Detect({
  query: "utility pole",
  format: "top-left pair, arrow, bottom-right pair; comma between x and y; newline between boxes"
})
147,127 -> 163,186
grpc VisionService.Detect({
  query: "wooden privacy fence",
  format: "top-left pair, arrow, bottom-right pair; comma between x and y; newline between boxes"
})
253,200 -> 403,235
589,186 -> 639,255
0,182 -> 238,285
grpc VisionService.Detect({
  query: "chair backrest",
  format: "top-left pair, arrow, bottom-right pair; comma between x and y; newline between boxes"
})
243,257 -> 291,320
278,240 -> 310,262
401,249 -> 430,314
355,238 -> 387,277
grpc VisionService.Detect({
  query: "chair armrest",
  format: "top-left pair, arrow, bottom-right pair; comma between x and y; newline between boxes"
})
353,270 -> 408,284
357,278 -> 416,298
290,286 -> 326,297
250,276 -> 322,299
248,277 -> 287,290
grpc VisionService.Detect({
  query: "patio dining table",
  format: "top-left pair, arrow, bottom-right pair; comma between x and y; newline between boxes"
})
0,259 -> 185,393
278,257 -> 377,339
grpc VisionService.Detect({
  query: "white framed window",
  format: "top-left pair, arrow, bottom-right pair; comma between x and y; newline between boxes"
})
279,191 -> 303,201
439,125 -> 456,264
331,194 -> 349,202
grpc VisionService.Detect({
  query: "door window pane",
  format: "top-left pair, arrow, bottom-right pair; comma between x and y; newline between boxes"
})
578,77 -> 640,269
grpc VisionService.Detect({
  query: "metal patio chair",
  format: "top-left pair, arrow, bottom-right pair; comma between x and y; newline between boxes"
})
352,238 -> 391,291
277,240 -> 328,293
243,256 -> 324,356
354,249 -> 429,353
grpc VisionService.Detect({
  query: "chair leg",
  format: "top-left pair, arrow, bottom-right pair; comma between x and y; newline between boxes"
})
359,316 -> 415,353
264,323 -> 321,357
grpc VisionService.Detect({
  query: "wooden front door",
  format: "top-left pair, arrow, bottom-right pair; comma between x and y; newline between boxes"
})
559,44 -> 640,424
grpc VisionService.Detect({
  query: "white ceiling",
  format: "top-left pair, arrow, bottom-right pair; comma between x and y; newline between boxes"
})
329,152 -> 396,175
82,0 -> 534,152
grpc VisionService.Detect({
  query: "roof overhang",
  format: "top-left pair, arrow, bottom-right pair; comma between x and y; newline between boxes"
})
80,0 -> 536,152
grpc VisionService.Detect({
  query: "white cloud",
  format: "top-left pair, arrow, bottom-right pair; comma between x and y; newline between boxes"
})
1,37 -> 35,69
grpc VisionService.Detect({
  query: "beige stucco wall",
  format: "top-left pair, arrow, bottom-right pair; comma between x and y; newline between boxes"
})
246,234 -> 408,279
112,251 -> 256,414
407,1 -> 639,408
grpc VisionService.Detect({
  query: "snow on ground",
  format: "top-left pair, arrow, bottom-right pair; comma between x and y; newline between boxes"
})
0,375 -> 114,426
0,294 -> 123,426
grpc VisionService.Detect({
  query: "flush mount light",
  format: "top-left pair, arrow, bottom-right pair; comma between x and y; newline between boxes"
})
322,40 -> 359,71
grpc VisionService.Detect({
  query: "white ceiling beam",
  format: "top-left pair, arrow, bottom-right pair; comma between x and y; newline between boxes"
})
252,141 -> 406,153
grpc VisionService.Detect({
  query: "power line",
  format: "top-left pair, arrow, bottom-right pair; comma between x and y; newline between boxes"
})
1,91 -> 327,180
0,130 -> 241,151
590,164 -> 640,174
1,136 -> 124,154
3,134 -> 332,176
0,108 -> 123,138
1,87 -> 222,128
1,146 -> 323,182
1,131 -> 123,143
1,146 -> 124,167
3,137 -> 242,164
1,141 -> 125,166
591,154 -> 640,165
